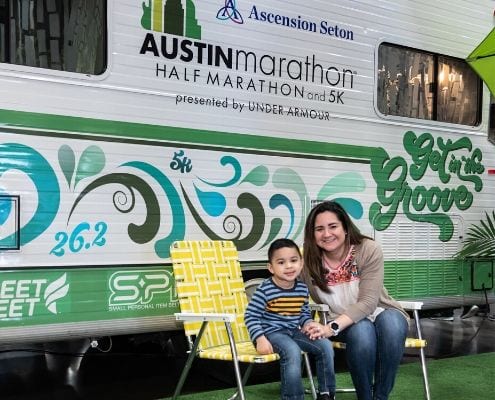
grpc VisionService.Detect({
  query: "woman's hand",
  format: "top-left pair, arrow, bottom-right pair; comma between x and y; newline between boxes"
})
255,335 -> 274,354
302,321 -> 331,340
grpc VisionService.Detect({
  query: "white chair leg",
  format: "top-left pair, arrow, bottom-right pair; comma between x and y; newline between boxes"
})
303,353 -> 317,400
225,322 -> 246,400
413,309 -> 431,400
227,364 -> 254,400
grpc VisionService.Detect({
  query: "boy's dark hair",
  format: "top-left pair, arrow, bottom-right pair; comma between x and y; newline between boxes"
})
268,238 -> 301,262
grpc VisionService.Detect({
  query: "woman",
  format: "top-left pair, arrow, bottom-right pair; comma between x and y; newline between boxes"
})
300,201 -> 409,400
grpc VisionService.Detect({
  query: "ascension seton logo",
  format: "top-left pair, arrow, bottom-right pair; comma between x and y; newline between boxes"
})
216,0 -> 244,24
140,0 -> 201,39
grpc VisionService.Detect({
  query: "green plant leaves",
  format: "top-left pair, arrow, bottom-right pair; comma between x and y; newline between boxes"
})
455,211 -> 495,258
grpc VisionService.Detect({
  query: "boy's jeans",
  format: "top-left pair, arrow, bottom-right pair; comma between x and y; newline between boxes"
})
266,328 -> 335,400
337,309 -> 408,400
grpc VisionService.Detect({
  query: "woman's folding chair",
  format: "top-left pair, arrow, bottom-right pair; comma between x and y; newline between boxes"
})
170,240 -> 317,400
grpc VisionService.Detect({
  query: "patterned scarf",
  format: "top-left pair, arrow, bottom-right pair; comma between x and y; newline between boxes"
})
324,245 -> 359,286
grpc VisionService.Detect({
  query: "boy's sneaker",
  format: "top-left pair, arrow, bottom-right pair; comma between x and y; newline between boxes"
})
317,393 -> 335,400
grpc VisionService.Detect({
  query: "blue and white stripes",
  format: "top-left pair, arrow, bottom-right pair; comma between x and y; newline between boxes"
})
244,277 -> 312,341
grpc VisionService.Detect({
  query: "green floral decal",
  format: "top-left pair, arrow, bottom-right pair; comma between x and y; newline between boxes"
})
370,131 -> 484,241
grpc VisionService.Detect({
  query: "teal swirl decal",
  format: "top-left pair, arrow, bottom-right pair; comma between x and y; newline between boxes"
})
59,144 -> 105,190
184,157 -> 272,250
272,168 -> 308,239
67,160 -> 185,259
194,184 -> 226,217
317,171 -> 366,219
123,161 -> 185,258
199,155 -> 242,187
183,183 -> 265,251
68,173 -> 160,244
182,154 -> 366,250
259,194 -> 292,249
0,191 -> 12,226
58,145 -> 185,258
242,165 -> 269,186
1,141 -> 372,258
0,143 -> 59,246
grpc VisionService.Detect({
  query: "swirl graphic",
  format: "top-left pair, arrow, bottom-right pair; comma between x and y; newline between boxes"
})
182,183 -> 265,251
198,155 -> 242,187
59,144 -> 105,190
223,215 -> 242,236
0,192 -> 12,226
113,189 -> 135,213
68,160 -> 185,258
317,172 -> 366,219
242,165 -> 269,186
258,193 -> 294,250
68,173 -> 160,245
194,184 -> 227,217
123,161 -> 185,258
272,168 -> 306,238
58,144 -> 76,188
0,143 -> 60,246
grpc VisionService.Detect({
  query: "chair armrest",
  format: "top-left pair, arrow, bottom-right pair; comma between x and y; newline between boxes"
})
310,301 -> 422,312
309,303 -> 330,324
174,312 -> 236,322
398,301 -> 423,311
309,303 -> 330,312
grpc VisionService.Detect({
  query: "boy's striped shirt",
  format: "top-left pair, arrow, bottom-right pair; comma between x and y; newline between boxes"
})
244,277 -> 312,341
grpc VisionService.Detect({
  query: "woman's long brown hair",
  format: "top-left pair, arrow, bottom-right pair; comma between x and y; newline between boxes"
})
303,201 -> 372,291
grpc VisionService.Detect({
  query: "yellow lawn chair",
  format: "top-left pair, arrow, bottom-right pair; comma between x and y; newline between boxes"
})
170,240 -> 317,400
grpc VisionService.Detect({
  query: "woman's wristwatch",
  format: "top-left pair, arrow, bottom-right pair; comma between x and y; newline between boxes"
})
328,320 -> 340,336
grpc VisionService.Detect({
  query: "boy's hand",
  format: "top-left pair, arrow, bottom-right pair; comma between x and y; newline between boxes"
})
255,335 -> 274,354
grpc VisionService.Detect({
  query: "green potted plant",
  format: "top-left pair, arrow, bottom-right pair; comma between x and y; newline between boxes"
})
455,211 -> 495,320
455,211 -> 495,259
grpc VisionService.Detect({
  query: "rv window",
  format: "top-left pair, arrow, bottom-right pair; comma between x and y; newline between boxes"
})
377,43 -> 481,126
437,56 -> 481,126
0,0 -> 106,75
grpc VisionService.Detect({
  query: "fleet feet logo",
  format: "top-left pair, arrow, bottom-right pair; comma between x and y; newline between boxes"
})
44,274 -> 70,314
141,0 -> 201,39
0,273 -> 69,319
216,0 -> 244,24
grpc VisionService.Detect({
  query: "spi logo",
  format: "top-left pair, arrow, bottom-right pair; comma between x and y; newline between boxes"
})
108,270 -> 176,306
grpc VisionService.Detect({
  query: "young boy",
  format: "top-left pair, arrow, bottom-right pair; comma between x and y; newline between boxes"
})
244,238 -> 336,400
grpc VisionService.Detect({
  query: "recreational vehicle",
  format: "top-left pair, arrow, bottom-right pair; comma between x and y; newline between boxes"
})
1,0 -> 494,350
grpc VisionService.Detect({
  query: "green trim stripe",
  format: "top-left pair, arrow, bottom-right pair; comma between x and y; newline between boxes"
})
0,109 -> 377,160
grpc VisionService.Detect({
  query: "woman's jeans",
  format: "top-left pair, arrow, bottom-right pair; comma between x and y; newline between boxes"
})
336,309 -> 408,400
266,328 -> 335,400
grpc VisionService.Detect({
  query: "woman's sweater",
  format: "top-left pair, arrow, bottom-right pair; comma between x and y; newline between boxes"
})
302,238 -> 409,323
